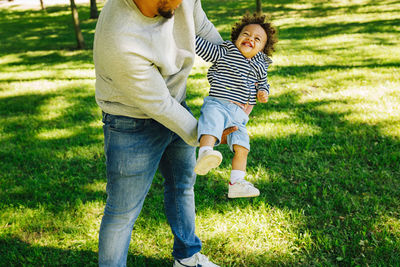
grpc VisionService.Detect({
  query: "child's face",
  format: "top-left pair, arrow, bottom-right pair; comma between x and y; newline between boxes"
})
235,24 -> 267,59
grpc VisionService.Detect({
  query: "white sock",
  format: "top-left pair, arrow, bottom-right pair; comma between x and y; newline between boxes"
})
198,146 -> 213,158
230,170 -> 245,184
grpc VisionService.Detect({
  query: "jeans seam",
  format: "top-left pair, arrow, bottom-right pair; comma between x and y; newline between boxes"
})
165,136 -> 185,243
172,149 -> 184,242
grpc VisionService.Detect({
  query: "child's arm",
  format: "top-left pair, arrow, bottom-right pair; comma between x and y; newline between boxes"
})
256,71 -> 270,103
195,36 -> 227,63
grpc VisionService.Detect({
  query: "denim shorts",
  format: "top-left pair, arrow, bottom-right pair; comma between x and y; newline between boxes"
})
198,96 -> 250,151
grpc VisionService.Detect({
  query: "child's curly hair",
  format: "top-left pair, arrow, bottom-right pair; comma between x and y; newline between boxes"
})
231,13 -> 278,56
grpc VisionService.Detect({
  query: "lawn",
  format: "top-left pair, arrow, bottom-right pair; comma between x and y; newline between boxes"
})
0,0 -> 399,266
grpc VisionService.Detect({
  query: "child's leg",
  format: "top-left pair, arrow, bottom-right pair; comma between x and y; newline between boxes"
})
194,135 -> 223,175
231,145 -> 248,171
200,134 -> 217,147
228,145 -> 260,198
229,144 -> 248,183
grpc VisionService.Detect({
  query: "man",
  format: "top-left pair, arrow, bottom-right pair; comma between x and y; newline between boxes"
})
93,0 -> 231,266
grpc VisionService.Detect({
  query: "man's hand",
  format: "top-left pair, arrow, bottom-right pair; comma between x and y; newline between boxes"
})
220,126 -> 238,144
257,90 -> 269,103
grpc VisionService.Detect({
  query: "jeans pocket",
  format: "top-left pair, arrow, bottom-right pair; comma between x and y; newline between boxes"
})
104,113 -> 146,133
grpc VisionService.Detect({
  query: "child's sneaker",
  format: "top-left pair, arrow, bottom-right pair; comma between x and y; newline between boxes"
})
228,179 -> 260,198
194,150 -> 222,175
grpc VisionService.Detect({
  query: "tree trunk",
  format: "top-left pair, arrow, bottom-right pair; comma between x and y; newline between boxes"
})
70,0 -> 85,49
90,0 -> 98,19
39,0 -> 45,10
256,0 -> 262,14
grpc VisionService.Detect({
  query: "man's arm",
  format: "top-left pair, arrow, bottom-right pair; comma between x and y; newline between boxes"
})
109,50 -> 198,146
193,0 -> 223,44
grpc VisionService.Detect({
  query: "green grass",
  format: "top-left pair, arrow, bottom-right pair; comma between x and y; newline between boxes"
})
1,0 -> 399,266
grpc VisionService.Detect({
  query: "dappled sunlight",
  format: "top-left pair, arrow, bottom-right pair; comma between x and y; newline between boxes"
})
1,0 -> 399,265
276,0 -> 400,29
89,119 -> 102,128
36,128 -> 76,140
0,202 -> 102,248
311,78 -> 400,139
82,180 -> 106,195
249,121 -> 321,139
38,95 -> 72,120
197,203 -> 312,263
186,97 -> 205,108
373,214 -> 400,238
0,69 -> 94,82
380,123 -> 400,138
34,120 -> 103,143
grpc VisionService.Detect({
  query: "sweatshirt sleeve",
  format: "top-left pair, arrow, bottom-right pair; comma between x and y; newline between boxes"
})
193,0 -> 223,44
109,50 -> 199,147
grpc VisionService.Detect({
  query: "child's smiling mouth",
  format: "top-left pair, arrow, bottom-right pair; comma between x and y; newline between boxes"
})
242,41 -> 253,48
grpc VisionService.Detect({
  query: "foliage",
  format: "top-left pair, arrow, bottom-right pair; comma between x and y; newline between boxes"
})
0,0 -> 399,266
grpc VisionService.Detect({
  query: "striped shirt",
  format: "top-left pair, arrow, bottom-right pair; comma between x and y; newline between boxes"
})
196,36 -> 272,105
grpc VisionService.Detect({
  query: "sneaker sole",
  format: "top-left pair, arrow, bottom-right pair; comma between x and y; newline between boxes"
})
228,191 -> 260,198
194,153 -> 222,175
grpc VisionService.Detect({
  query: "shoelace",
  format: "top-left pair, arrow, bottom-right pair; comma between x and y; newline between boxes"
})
235,179 -> 254,186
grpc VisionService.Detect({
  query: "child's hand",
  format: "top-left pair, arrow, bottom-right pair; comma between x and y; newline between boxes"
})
257,90 -> 269,103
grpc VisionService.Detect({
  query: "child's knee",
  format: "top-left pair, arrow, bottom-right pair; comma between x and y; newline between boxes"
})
233,144 -> 249,155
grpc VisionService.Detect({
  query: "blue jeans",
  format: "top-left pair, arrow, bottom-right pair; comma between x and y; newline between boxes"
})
198,96 -> 250,151
99,109 -> 201,266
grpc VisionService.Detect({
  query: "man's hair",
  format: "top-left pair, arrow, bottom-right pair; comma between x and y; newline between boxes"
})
231,13 -> 278,56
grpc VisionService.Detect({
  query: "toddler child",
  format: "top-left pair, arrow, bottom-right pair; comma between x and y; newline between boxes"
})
194,13 -> 277,198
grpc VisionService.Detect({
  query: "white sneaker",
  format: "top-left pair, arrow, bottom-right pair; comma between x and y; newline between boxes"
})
228,179 -> 260,198
173,252 -> 220,267
194,150 -> 222,175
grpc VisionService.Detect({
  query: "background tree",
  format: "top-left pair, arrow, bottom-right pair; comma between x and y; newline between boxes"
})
70,0 -> 85,49
90,0 -> 98,19
39,0 -> 45,10
256,0 -> 262,14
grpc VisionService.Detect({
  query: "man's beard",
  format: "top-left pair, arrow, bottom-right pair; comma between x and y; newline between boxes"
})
157,0 -> 175,19
158,8 -> 174,19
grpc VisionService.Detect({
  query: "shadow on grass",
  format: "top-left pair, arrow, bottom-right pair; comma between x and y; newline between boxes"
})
0,5 -> 96,53
1,63 -> 399,266
202,0 -> 400,40
279,18 -> 400,40
0,85 -> 105,212
1,0 -> 398,55
1,0 -> 399,265
1,51 -> 93,68
271,62 -> 400,78
0,236 -> 169,267
1,67 -> 399,266
0,93 -> 56,115
194,90 -> 399,264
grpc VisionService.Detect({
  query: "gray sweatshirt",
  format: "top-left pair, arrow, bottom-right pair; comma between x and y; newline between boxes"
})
93,0 -> 223,146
